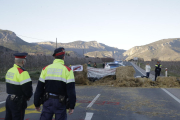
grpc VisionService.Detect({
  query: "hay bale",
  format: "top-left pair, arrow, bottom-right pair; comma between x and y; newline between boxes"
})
74,64 -> 89,85
101,75 -> 116,80
111,76 -> 152,87
92,75 -> 155,87
116,66 -> 135,79
115,77 -> 137,87
136,78 -> 154,87
156,77 -> 180,87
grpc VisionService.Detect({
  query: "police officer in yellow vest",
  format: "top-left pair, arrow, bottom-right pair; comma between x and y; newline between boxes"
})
34,47 -> 76,120
155,61 -> 162,81
5,53 -> 33,120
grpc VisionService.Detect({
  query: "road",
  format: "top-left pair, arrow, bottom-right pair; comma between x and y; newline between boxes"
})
0,62 -> 180,120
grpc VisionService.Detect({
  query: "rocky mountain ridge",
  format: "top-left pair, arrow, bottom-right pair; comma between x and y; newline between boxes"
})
0,29 -> 125,59
2,29 -> 180,61
36,40 -> 126,59
124,38 -> 180,61
0,29 -> 52,54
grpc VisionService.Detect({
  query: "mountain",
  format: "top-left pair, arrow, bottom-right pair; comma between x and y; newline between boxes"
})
0,29 -> 51,54
124,38 -> 180,61
0,46 -> 16,55
0,46 -> 14,52
66,51 -> 82,57
84,51 -> 113,58
37,41 -> 126,59
0,29 -> 126,59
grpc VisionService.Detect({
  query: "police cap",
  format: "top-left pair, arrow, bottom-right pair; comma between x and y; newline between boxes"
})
52,47 -> 65,56
14,52 -> 28,59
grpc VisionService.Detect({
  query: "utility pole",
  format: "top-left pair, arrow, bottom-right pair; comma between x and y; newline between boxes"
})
56,38 -> 57,48
112,51 -> 114,58
83,49 -> 84,57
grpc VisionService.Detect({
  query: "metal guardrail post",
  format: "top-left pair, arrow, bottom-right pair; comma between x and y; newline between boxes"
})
165,68 -> 167,77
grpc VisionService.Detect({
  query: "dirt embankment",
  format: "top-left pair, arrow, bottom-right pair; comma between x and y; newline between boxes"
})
74,65 -> 180,88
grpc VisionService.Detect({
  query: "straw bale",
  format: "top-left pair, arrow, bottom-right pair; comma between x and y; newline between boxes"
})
74,64 -> 180,88
116,66 -> 135,79
156,77 -> 180,87
92,76 -> 180,88
115,77 -> 148,87
74,64 -> 89,85
91,76 -> 153,87
136,78 -> 155,87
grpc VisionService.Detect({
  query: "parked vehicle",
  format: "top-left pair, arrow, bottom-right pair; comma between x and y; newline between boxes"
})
105,62 -> 124,69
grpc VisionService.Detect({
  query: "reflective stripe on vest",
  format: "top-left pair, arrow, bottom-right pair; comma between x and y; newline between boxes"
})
6,78 -> 31,85
5,64 -> 31,85
39,76 -> 75,83
39,59 -> 75,84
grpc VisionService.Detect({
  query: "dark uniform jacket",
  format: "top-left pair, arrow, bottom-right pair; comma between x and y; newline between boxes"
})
34,59 -> 76,109
155,64 -> 162,72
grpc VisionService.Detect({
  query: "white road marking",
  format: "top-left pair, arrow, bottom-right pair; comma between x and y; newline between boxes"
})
131,62 -> 180,104
131,62 -> 146,76
0,101 -> 5,104
85,94 -> 100,120
161,88 -> 180,104
87,94 -> 101,108
85,112 -> 94,120
131,62 -> 156,80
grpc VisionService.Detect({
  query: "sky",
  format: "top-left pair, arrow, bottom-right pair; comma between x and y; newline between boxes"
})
0,0 -> 180,50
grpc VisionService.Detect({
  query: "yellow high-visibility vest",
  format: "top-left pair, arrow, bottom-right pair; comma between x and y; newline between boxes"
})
39,59 -> 75,84
5,64 -> 31,85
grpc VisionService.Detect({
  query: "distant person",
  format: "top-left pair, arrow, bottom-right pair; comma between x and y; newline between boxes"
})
87,61 -> 91,67
155,61 -> 162,81
102,62 -> 105,68
145,63 -> 151,78
93,62 -> 97,68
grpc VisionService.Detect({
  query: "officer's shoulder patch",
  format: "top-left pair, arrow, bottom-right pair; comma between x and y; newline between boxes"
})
43,65 -> 49,70
63,65 -> 71,72
17,68 -> 24,74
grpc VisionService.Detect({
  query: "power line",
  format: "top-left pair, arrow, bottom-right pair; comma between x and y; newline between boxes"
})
17,34 -> 53,41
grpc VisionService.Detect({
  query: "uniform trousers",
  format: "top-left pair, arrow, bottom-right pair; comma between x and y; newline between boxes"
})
40,98 -> 67,120
155,72 -> 160,81
5,95 -> 27,120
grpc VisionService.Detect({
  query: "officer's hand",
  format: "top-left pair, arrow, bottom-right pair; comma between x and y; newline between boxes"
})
68,109 -> 74,115
35,107 -> 41,112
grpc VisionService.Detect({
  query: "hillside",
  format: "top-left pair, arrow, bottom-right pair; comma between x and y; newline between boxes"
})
84,51 -> 112,58
0,46 -> 14,52
37,41 -> 126,59
124,38 -> 180,61
0,29 -> 126,59
0,29 -> 52,54
66,51 -> 81,57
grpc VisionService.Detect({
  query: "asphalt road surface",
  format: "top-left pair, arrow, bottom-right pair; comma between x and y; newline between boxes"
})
0,62 -> 180,120
123,61 -> 144,77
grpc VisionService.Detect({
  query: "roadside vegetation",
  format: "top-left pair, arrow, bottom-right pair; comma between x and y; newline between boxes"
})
0,53 -> 115,82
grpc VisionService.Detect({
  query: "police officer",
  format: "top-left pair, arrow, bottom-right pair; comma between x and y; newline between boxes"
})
34,47 -> 76,120
155,61 -> 162,81
5,53 -> 33,120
